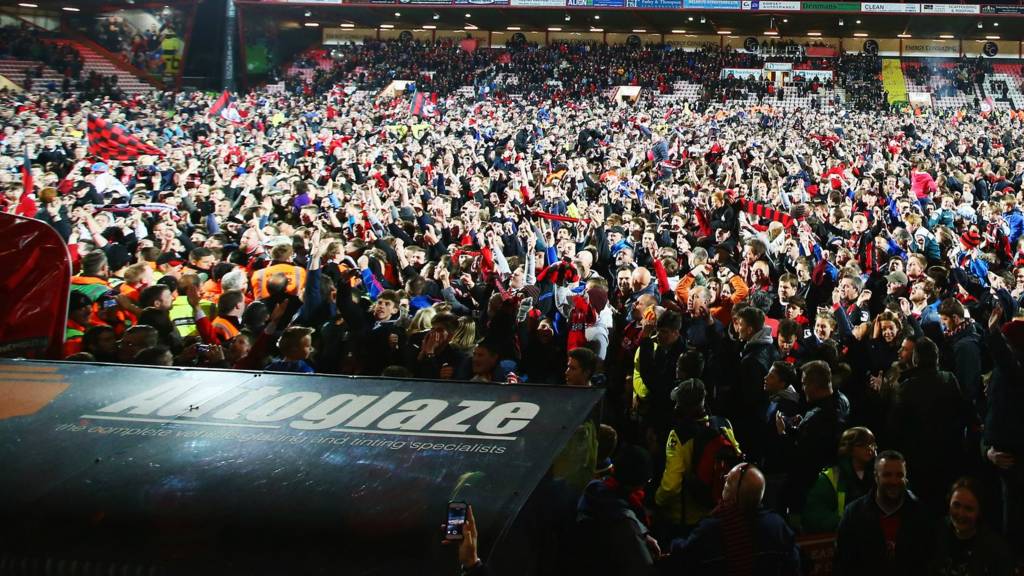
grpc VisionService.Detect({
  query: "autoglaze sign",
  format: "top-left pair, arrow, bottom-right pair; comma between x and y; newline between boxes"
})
0,361 -> 604,574
91,380 -> 540,440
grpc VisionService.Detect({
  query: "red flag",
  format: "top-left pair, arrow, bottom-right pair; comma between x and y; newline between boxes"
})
208,90 -> 243,125
15,147 -> 37,218
87,115 -> 163,161
208,90 -> 231,117
0,212 -> 72,359
21,146 -> 32,196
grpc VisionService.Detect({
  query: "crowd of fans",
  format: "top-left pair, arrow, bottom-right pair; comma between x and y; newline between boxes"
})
904,56 -> 994,98
287,40 -> 888,111
3,31 -> 1024,575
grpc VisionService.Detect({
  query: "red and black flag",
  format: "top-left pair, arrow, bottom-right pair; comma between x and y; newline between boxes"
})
208,90 -> 242,124
410,92 -> 438,118
738,199 -> 798,228
87,115 -> 163,160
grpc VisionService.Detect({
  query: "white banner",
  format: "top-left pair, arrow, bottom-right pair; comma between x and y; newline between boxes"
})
764,62 -> 793,71
861,2 -> 920,12
921,3 -> 979,13
741,0 -> 801,9
721,68 -> 763,80
792,70 -> 833,81
908,92 -> 932,107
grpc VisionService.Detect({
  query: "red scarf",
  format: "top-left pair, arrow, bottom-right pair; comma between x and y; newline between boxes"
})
603,476 -> 649,528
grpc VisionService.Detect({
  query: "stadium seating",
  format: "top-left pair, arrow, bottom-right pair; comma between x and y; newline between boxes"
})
49,40 -> 154,96
0,57 -> 66,93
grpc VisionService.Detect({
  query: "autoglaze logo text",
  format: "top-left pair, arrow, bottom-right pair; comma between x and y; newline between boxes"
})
83,381 -> 540,441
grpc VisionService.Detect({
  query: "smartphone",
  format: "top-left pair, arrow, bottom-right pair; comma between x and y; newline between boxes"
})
445,501 -> 468,541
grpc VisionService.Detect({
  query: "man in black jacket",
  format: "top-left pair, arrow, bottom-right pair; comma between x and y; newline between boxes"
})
888,336 -> 972,517
834,451 -> 932,576
937,298 -> 985,419
775,360 -> 849,515
636,310 -> 687,443
731,306 -> 779,463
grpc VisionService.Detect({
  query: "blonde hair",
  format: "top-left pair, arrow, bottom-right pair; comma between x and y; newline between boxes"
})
406,306 -> 438,335
449,317 -> 478,352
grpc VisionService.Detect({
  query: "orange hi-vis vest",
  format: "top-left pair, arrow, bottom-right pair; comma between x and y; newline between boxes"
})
212,316 -> 241,340
251,262 -> 307,299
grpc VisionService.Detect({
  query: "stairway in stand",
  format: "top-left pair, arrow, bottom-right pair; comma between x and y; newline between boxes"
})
48,39 -> 155,96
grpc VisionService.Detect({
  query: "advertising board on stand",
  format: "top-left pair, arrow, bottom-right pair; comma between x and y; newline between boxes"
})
568,0 -> 624,6
741,1 -> 801,10
721,68 -> 764,79
861,2 -> 920,12
800,1 -> 859,10
981,5 -> 1024,13
921,4 -> 980,14
682,0 -> 741,8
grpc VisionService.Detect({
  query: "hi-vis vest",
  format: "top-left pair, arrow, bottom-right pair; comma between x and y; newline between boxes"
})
212,316 -> 241,340
251,263 -> 307,299
824,466 -> 846,518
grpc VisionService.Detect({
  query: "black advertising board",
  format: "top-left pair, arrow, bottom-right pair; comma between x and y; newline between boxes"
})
0,360 -> 604,574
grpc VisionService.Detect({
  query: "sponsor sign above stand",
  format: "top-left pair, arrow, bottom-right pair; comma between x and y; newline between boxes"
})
510,0 -> 566,5
800,1 -> 861,9
682,0 -> 741,8
0,360 -> 605,574
568,0 -> 624,6
981,4 -> 1024,13
457,0 -> 511,4
861,2 -> 920,12
741,0 -> 801,9
765,62 -> 794,71
921,3 -> 980,14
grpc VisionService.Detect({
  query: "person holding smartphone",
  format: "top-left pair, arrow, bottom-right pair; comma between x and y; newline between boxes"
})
441,504 -> 485,575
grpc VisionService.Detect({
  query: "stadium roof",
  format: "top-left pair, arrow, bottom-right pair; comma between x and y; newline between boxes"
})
237,1 -> 1024,41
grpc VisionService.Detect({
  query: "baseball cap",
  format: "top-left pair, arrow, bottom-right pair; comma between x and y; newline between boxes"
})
885,271 -> 909,286
156,252 -> 184,267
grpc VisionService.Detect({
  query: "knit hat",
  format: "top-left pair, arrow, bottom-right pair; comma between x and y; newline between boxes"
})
960,230 -> 983,250
612,444 -> 652,487
1002,319 -> 1024,355
670,377 -> 707,408
994,288 -> 1019,320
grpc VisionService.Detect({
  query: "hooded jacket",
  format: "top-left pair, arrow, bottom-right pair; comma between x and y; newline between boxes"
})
573,479 -> 655,575
733,326 -> 779,460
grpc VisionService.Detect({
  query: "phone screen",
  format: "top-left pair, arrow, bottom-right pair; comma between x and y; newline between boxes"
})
445,502 -> 467,541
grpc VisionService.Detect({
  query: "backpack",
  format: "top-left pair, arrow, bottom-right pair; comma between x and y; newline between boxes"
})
684,416 -> 743,510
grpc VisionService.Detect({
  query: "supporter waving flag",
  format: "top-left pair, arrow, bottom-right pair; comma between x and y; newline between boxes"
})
410,92 -> 438,118
86,115 -> 163,160
208,90 -> 243,124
